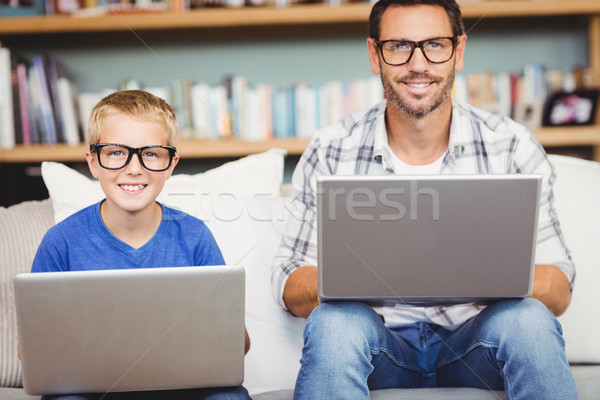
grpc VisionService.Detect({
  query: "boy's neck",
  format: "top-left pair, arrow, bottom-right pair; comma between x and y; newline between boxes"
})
99,200 -> 163,249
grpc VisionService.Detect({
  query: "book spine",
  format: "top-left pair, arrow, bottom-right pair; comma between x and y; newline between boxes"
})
44,55 -> 66,143
0,47 -> 15,149
31,56 -> 58,145
190,83 -> 214,139
10,56 -> 23,146
16,63 -> 32,146
57,77 -> 81,146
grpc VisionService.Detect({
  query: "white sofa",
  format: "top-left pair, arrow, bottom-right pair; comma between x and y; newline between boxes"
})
1,151 -> 599,399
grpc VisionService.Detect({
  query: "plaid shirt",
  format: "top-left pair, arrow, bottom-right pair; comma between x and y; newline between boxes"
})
271,99 -> 575,329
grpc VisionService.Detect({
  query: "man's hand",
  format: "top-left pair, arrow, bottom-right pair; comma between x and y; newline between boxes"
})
283,266 -> 319,319
530,264 -> 572,316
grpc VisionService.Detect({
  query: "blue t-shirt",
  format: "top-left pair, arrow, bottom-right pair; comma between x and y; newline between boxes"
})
32,201 -> 224,272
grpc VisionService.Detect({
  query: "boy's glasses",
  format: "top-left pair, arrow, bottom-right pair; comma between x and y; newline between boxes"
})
90,143 -> 177,172
374,36 -> 459,66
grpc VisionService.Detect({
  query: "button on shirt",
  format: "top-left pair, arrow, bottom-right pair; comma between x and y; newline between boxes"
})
271,99 -> 575,329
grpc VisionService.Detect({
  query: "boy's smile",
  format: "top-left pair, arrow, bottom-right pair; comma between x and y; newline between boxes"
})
120,184 -> 147,193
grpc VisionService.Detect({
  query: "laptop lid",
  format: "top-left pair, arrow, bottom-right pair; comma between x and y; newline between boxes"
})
317,174 -> 541,306
14,265 -> 245,396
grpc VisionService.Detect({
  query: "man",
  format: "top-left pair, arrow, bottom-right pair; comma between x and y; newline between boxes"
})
271,0 -> 578,399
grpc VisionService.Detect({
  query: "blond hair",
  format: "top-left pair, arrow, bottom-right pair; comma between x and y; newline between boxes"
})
88,90 -> 178,146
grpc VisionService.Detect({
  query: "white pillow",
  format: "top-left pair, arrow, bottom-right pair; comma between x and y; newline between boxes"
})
41,148 -> 286,223
203,196 -> 304,394
550,154 -> 600,363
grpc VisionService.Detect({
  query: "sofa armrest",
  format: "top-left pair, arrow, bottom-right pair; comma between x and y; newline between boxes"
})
0,199 -> 54,388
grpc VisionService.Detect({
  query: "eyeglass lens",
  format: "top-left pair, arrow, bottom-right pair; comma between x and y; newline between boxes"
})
98,145 -> 172,171
381,38 -> 455,65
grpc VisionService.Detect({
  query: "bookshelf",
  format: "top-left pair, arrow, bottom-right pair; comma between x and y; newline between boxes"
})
0,137 -> 311,163
2,128 -> 598,163
0,1 -> 599,35
0,1 -> 599,162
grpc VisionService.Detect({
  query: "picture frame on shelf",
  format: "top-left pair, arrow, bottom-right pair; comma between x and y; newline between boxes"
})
542,89 -> 600,127
514,99 -> 544,130
0,0 -> 45,16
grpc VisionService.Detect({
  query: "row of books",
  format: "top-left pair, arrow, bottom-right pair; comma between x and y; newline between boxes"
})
168,76 -> 384,142
80,75 -> 385,144
0,47 -> 595,150
0,0 -> 365,18
0,48 -> 83,149
0,46 -> 385,148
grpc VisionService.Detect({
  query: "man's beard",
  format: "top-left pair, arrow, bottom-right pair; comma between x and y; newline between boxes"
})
381,70 -> 455,118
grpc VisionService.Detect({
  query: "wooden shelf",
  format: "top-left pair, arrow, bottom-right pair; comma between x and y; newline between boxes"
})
0,1 -> 599,36
2,126 -> 600,163
0,137 -> 311,163
535,125 -> 600,147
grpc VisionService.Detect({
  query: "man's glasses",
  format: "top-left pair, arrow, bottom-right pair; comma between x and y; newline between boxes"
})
90,143 -> 177,172
374,36 -> 459,66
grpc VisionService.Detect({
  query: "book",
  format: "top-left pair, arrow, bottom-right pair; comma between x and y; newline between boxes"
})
170,79 -> 193,139
26,63 -> 43,145
77,92 -> 103,143
10,55 -> 23,146
208,84 -> 230,137
31,56 -> 58,145
0,47 -> 15,149
16,62 -> 32,146
256,83 -> 273,140
44,55 -> 67,143
181,79 -> 194,137
272,87 -> 290,138
295,83 -> 317,140
190,83 -> 214,139
57,77 -> 81,146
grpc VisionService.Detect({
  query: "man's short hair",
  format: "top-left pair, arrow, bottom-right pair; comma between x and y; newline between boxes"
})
88,90 -> 178,147
368,0 -> 465,40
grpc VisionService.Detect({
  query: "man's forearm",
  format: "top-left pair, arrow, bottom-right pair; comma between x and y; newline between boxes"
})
283,266 -> 319,319
530,264 -> 572,316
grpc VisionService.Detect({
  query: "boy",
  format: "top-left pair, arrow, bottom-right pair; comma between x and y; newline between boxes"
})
31,90 -> 251,400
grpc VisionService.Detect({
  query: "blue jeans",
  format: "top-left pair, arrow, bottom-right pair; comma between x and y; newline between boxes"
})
41,385 -> 250,400
294,299 -> 578,400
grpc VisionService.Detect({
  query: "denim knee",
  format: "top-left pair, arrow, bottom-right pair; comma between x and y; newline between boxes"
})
304,301 -> 383,349
477,298 -> 565,357
488,298 -> 561,336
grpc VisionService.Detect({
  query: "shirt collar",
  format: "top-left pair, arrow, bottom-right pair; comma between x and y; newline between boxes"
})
371,103 -> 392,166
373,99 -> 467,171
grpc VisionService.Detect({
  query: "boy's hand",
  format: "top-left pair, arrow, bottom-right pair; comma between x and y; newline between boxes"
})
244,328 -> 250,354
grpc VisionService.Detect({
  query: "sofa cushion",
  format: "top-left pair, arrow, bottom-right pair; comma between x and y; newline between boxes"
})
248,365 -> 600,400
550,154 -> 600,363
0,199 -> 54,388
202,196 -> 304,394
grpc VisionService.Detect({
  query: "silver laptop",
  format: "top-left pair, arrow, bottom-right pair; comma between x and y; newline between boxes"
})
317,174 -> 542,306
14,265 -> 245,396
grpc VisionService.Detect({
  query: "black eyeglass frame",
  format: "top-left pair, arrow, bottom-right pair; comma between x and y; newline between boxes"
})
374,36 -> 459,66
90,143 -> 177,172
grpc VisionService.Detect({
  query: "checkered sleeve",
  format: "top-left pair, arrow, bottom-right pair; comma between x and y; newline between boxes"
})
513,131 -> 576,289
271,137 -> 329,310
